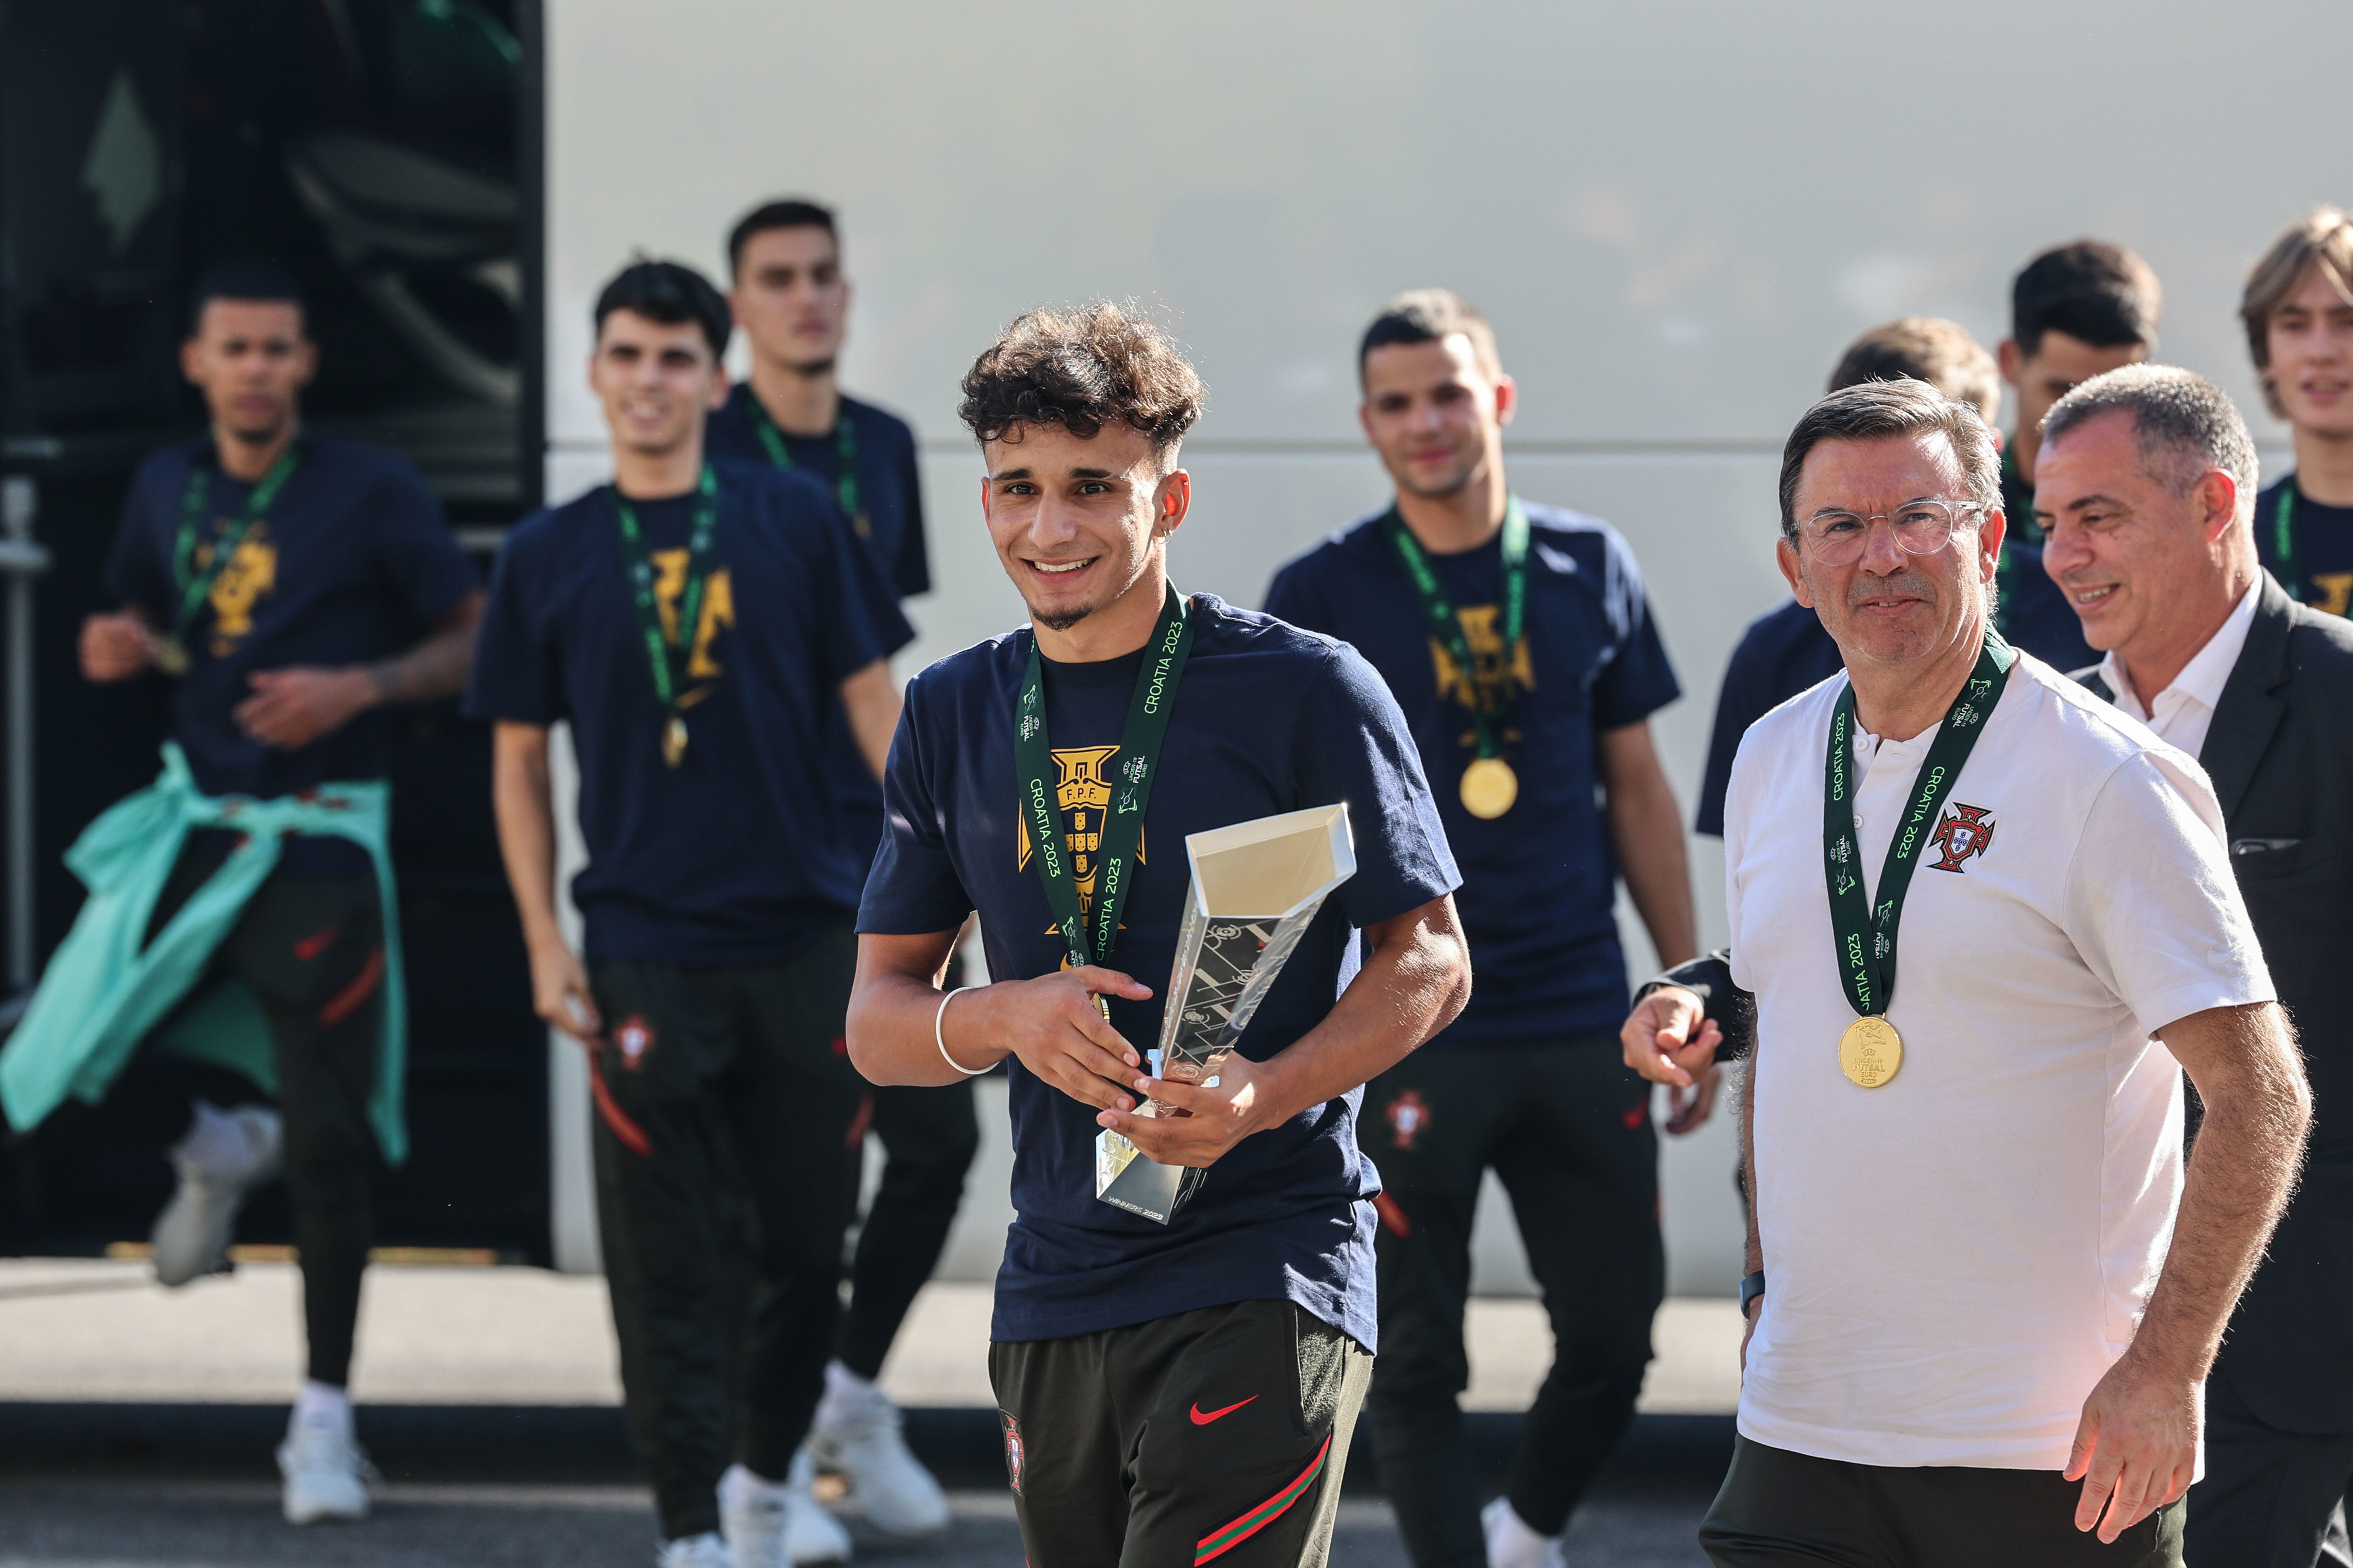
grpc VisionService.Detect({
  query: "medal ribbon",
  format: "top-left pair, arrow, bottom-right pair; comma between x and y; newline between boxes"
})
1383,497 -> 1529,765
171,445 -> 300,639
2272,483 -> 2304,605
748,398 -> 862,534
613,464 -> 722,719
1821,632 -> 2015,1019
1014,585 -> 1193,978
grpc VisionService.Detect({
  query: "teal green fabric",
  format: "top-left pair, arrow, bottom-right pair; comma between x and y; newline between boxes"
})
0,743 -> 408,1163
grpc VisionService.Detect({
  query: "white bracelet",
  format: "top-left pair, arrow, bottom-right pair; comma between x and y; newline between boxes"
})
935,986 -> 988,1076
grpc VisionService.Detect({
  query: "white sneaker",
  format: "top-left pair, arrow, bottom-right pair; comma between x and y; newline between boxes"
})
276,1406 -> 374,1523
808,1369 -> 948,1537
152,1100 -> 282,1287
719,1456 -> 851,1566
1483,1495 -> 1565,1568
658,1533 -> 731,1568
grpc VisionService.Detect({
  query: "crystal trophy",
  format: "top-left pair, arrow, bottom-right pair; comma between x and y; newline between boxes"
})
1095,802 -> 1357,1223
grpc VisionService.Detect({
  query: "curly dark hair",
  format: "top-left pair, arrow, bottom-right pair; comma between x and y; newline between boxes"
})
958,302 -> 1204,456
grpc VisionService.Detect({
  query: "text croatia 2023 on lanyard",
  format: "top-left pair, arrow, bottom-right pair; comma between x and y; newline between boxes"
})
612,464 -> 721,768
157,443 -> 301,676
1821,632 -> 2015,1087
1014,585 -> 1194,1013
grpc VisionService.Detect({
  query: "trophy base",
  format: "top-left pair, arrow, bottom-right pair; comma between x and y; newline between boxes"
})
1094,1130 -> 1201,1224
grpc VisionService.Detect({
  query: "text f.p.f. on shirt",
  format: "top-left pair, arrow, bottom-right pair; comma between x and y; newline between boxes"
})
1724,651 -> 2272,1472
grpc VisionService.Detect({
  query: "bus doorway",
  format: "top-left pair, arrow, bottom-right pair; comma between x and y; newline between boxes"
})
0,0 -> 551,1263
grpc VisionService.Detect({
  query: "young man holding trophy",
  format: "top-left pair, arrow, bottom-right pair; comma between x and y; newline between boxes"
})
846,302 -> 1471,1567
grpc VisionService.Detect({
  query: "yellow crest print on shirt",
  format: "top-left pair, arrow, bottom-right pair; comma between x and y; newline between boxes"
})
649,549 -> 735,700
198,525 -> 278,655
1429,603 -> 1534,716
1016,743 -> 1146,934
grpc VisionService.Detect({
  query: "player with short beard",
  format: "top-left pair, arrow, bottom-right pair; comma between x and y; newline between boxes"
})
848,301 -> 1471,1567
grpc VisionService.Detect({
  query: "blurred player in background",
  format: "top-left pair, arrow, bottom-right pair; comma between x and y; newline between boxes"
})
470,259 -> 909,1568
2245,209 -> 2353,616
1265,289 -> 1701,1568
706,196 -> 962,1537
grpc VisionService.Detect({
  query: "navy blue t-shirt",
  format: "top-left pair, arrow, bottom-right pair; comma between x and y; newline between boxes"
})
1692,539 -> 2092,836
465,459 -> 913,965
856,596 -> 1459,1348
106,432 -> 477,802
1264,504 -> 1678,1048
2254,475 -> 2353,618
706,386 -> 929,859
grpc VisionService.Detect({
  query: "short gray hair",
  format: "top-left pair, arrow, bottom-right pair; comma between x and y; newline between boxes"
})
1777,379 -> 2001,542
2041,365 -> 2258,532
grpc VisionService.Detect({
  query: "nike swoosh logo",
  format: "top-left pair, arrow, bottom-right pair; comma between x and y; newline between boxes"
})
1189,1396 -> 1257,1426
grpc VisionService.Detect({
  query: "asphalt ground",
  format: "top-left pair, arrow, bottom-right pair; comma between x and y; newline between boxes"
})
0,1405 -> 1733,1566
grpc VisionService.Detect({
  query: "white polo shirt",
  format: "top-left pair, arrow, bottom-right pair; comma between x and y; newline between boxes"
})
1724,650 -> 2273,1470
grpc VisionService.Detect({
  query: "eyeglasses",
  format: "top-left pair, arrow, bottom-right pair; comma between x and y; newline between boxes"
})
1798,499 -> 1982,566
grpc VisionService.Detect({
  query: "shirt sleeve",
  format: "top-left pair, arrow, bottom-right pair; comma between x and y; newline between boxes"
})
856,672 -> 974,935
1259,557 -> 1331,635
1696,631 -> 1774,836
890,422 -> 931,599
1589,526 -> 1682,731
1291,641 -> 1461,929
462,530 -> 566,725
2062,748 -> 2275,1035
808,486 -> 917,685
371,461 -> 478,625
104,456 -> 176,621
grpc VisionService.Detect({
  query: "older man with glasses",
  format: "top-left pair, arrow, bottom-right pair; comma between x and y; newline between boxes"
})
1623,379 -> 2308,1567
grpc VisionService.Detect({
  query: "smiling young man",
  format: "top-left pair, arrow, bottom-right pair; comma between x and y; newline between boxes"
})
1262,289 -> 1699,1568
2036,364 -> 2353,1568
2245,210 -> 2353,616
1998,241 -> 2162,542
845,302 -> 1469,1568
705,198 -> 959,1534
467,261 -> 910,1568
0,256 -> 480,1526
1622,380 -> 2305,1567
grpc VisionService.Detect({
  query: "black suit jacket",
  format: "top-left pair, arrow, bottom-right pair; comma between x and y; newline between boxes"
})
2081,575 -> 2353,1434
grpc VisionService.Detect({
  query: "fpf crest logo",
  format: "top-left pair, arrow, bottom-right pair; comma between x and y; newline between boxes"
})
1016,745 -> 1148,927
1429,603 -> 1534,744
649,550 -> 735,699
196,523 -> 278,656
1929,802 -> 1995,873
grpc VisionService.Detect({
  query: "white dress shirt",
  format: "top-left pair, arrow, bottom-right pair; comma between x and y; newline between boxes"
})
2097,581 -> 2261,759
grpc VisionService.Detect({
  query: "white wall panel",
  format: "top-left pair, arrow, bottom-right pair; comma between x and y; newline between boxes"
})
546,0 -> 2352,1292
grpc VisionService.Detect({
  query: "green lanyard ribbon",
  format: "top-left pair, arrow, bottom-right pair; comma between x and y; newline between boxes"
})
172,445 -> 300,639
747,398 -> 864,538
1822,632 -> 2015,1019
1383,498 -> 1528,762
614,464 -> 721,729
1015,586 -> 1193,979
2274,483 -> 2304,605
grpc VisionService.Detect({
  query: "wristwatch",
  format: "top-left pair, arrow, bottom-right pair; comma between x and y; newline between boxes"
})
1739,1269 -> 1766,1319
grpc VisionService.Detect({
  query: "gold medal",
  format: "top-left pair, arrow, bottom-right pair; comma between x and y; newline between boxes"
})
662,715 -> 689,768
1838,1015 -> 1903,1088
151,636 -> 191,678
1460,756 -> 1518,819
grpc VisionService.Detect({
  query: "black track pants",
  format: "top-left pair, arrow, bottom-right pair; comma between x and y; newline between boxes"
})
1363,1038 -> 1663,1566
140,843 -> 385,1389
588,926 -> 864,1541
836,1077 -> 980,1380
1701,1434 -> 2185,1567
990,1299 -> 1372,1568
